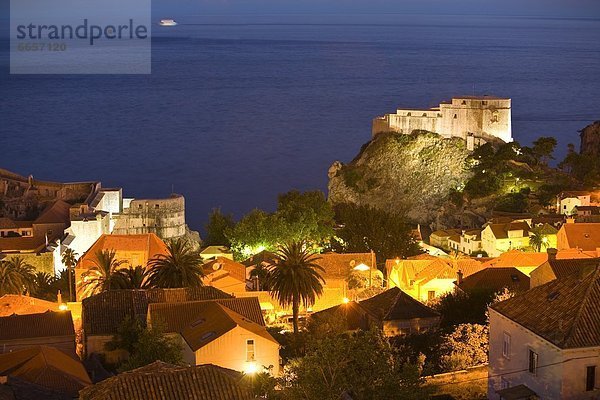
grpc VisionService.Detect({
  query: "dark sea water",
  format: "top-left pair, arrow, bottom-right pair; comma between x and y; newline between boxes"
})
1,14 -> 600,231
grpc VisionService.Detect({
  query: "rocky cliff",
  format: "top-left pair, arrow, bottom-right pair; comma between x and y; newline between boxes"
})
328,131 -> 474,225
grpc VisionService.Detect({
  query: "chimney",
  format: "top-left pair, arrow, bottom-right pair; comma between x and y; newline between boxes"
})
547,248 -> 558,261
566,217 -> 575,224
457,270 -> 464,285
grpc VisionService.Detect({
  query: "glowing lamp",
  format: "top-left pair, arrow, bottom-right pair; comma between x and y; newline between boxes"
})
58,303 -> 68,311
244,362 -> 258,375
353,263 -> 369,271
342,297 -> 350,304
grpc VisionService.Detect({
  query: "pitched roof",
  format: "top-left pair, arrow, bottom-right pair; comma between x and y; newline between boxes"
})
0,295 -> 59,317
148,297 -> 265,332
315,252 -> 375,281
486,221 -> 531,239
202,257 -> 247,283
78,361 -> 252,400
458,268 -> 530,293
312,287 -> 439,330
481,250 -> 548,269
180,303 -> 277,352
0,311 -> 74,341
0,346 -> 91,397
34,200 -> 71,225
76,234 -> 169,270
492,268 -> 600,349
545,258 -> 600,280
430,229 -> 461,239
559,223 -> 600,251
82,288 -> 232,336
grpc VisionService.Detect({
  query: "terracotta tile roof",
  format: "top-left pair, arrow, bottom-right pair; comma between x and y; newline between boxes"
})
0,218 -> 30,230
179,303 -> 277,352
430,229 -> 461,239
79,361 -> 252,400
148,297 -> 265,332
559,223 -> 600,251
481,250 -> 548,269
491,268 -> 600,348
458,268 -> 530,293
546,258 -> 600,280
76,234 -> 169,270
313,288 -> 439,329
0,235 -> 59,253
0,346 -> 91,397
241,250 -> 277,267
487,221 -> 531,239
559,191 -> 591,198
0,311 -> 74,341
202,257 -> 247,283
0,295 -> 59,317
82,288 -> 232,336
536,223 -> 558,235
34,200 -> 71,225
316,252 -> 375,281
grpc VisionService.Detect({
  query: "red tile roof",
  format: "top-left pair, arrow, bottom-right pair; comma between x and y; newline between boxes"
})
0,346 -> 91,397
458,268 -> 530,293
202,257 -> 247,283
0,295 -> 59,317
0,311 -> 74,341
558,223 -> 600,251
492,268 -> 600,349
79,361 -> 252,400
481,250 -> 548,269
316,252 -> 375,281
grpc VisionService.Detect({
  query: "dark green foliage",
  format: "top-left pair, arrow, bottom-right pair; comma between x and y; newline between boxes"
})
281,328 -> 431,400
333,203 -> 422,264
531,136 -> 557,165
0,257 -> 35,296
31,272 -> 57,301
204,208 -> 234,246
494,193 -> 528,213
433,290 -> 495,328
105,317 -> 182,373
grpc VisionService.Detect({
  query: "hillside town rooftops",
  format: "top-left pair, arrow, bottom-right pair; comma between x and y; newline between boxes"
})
0,295 -> 59,317
0,311 -> 74,341
458,267 -> 530,293
559,223 -> 600,251
79,361 -> 252,400
492,268 -> 600,349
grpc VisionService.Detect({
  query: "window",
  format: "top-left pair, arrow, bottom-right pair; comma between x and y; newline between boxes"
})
155,204 -> 160,209
453,114 -> 458,119
528,350 -> 538,375
427,291 -> 436,301
246,339 -> 255,362
502,332 -> 511,359
586,366 -> 596,391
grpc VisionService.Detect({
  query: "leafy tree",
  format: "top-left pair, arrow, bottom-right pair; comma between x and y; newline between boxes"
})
113,265 -> 152,289
61,248 -> 78,302
227,209 -> 282,259
105,317 -> 182,372
226,190 -> 335,260
79,250 -> 126,298
147,239 -> 205,288
532,136 -> 557,165
494,193 -> 528,213
440,323 -> 489,371
433,290 -> 495,328
268,241 -> 324,335
249,262 -> 271,291
281,328 -> 430,400
333,203 -> 422,264
0,257 -> 35,296
204,208 -> 235,246
275,190 -> 335,245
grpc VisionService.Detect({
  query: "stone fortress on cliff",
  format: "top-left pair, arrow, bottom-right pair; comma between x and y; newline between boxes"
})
372,95 -> 513,149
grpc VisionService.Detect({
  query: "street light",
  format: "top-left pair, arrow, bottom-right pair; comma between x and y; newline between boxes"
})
354,263 -> 372,287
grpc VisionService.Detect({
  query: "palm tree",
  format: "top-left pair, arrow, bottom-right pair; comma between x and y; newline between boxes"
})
529,229 -> 549,252
268,241 -> 324,335
113,265 -> 152,289
147,239 -> 205,288
0,257 -> 35,296
79,249 -> 126,298
61,248 -> 78,302
32,272 -> 57,301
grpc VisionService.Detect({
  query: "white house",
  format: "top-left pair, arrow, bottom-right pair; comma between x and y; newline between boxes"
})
558,191 -> 592,216
488,268 -> 600,400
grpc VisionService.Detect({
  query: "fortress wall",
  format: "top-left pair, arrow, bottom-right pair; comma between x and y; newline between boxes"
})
112,195 -> 186,240
386,111 -> 442,135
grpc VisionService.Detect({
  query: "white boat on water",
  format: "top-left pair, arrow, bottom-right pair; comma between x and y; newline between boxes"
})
159,19 -> 177,26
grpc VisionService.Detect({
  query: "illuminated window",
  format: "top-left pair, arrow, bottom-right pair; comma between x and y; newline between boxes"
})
502,332 -> 511,359
528,350 -> 538,375
586,366 -> 596,391
453,114 -> 458,119
246,339 -> 255,362
427,291 -> 436,301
